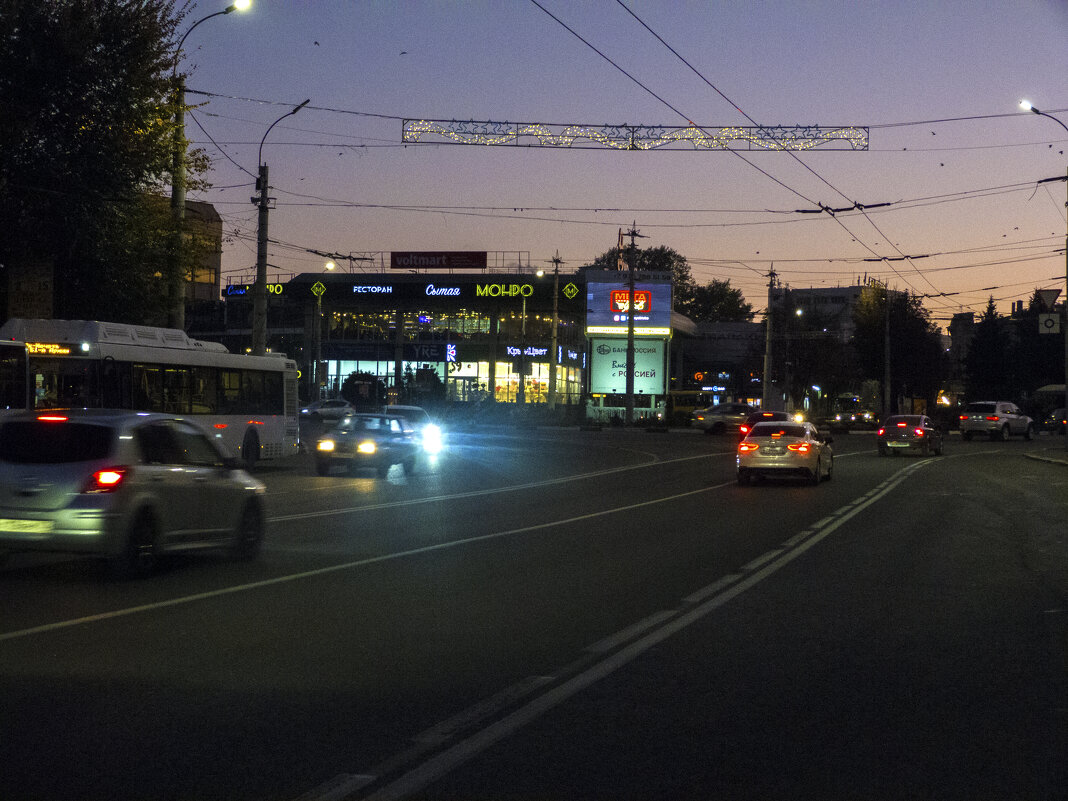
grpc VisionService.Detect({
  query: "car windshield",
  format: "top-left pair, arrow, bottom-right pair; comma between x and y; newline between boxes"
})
0,420 -> 115,463
749,424 -> 806,438
884,416 -> 923,427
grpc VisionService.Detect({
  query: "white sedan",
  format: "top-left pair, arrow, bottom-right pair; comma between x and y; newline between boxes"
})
737,421 -> 833,486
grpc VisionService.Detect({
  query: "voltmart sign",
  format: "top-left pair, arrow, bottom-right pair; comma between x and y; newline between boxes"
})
589,338 -> 666,395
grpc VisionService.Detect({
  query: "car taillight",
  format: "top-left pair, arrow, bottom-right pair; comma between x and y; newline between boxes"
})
896,422 -> 907,427
914,428 -> 925,437
83,467 -> 129,493
739,426 -> 750,435
738,442 -> 759,453
959,415 -> 968,421
877,428 -> 886,436
985,415 -> 1000,421
787,443 -> 811,453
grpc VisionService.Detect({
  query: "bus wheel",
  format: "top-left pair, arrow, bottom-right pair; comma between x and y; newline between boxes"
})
241,430 -> 260,469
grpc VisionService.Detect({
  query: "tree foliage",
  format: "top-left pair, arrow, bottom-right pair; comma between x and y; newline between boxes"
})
851,283 -> 946,411
0,0 -> 191,323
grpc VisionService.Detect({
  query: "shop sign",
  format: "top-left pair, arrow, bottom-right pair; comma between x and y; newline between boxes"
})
226,283 -> 284,296
352,284 -> 393,294
505,345 -> 549,358
476,283 -> 533,298
589,338 -> 665,395
425,284 -> 461,297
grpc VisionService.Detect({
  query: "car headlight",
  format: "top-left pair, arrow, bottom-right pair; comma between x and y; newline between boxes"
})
422,424 -> 443,454
357,440 -> 377,455
317,440 -> 335,452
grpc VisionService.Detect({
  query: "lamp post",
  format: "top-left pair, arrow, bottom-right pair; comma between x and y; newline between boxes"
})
1021,100 -> 1068,452
251,98 -> 309,356
169,1 -> 251,330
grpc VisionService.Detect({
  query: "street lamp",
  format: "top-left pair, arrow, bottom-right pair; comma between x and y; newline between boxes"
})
169,1 -> 251,330
1021,100 -> 1068,452
251,98 -> 310,356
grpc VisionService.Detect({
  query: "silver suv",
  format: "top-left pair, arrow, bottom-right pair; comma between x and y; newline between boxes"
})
692,402 -> 755,434
958,401 -> 1034,441
0,410 -> 267,577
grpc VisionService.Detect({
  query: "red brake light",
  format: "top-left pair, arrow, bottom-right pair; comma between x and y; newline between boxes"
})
83,467 -> 129,493
985,415 -> 1000,421
37,414 -> 69,423
738,442 -> 759,453
877,427 -> 886,436
959,415 -> 968,421
914,428 -> 925,437
895,422 -> 907,427
787,443 -> 811,453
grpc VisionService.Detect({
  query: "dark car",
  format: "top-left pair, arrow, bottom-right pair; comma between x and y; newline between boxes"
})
738,410 -> 804,440
314,412 -> 421,477
0,410 -> 266,577
877,414 -> 944,456
1041,407 -> 1066,435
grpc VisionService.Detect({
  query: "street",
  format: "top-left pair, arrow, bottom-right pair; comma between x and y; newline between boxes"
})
1,428 -> 1066,800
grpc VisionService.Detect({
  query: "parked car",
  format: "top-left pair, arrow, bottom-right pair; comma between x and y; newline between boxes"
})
691,402 -> 755,434
0,410 -> 266,577
738,410 -> 804,440
877,415 -> 944,456
300,398 -> 356,423
385,405 -> 444,454
737,421 -> 833,485
315,412 -> 421,477
1041,407 -> 1066,435
958,401 -> 1034,441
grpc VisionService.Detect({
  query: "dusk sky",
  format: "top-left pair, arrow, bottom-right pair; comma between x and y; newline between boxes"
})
179,0 -> 1068,328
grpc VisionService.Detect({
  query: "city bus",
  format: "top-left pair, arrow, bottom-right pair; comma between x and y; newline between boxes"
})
0,339 -> 31,412
0,318 -> 299,466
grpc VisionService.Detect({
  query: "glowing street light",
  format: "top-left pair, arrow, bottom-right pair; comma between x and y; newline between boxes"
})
169,1 -> 251,330
1020,99 -> 1068,452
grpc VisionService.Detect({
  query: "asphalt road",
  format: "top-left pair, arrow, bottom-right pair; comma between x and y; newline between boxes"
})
1,427 -> 1065,800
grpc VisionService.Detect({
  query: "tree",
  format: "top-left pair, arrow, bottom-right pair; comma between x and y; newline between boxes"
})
680,279 -> 754,323
852,283 -> 946,413
0,0 -> 192,323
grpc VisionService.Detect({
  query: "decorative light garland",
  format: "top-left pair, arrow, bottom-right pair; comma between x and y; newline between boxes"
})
402,120 -> 868,151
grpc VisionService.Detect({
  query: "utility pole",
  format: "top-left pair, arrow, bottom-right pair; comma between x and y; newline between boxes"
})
624,223 -> 647,425
884,286 -> 892,418
545,250 -> 564,410
252,161 -> 270,355
762,266 -> 777,410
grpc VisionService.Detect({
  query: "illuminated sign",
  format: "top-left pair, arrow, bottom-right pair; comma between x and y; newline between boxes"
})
506,345 -> 549,358
589,338 -> 666,395
425,284 -> 461,296
476,283 -> 533,298
610,289 -> 652,314
226,283 -> 284,296
352,285 -> 393,293
586,279 -> 671,335
586,325 -> 671,336
26,342 -> 73,355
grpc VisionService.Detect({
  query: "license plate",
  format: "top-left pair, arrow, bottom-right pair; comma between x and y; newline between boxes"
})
0,518 -> 54,534
888,441 -> 910,447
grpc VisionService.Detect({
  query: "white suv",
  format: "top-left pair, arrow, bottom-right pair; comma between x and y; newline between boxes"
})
958,401 -> 1034,441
